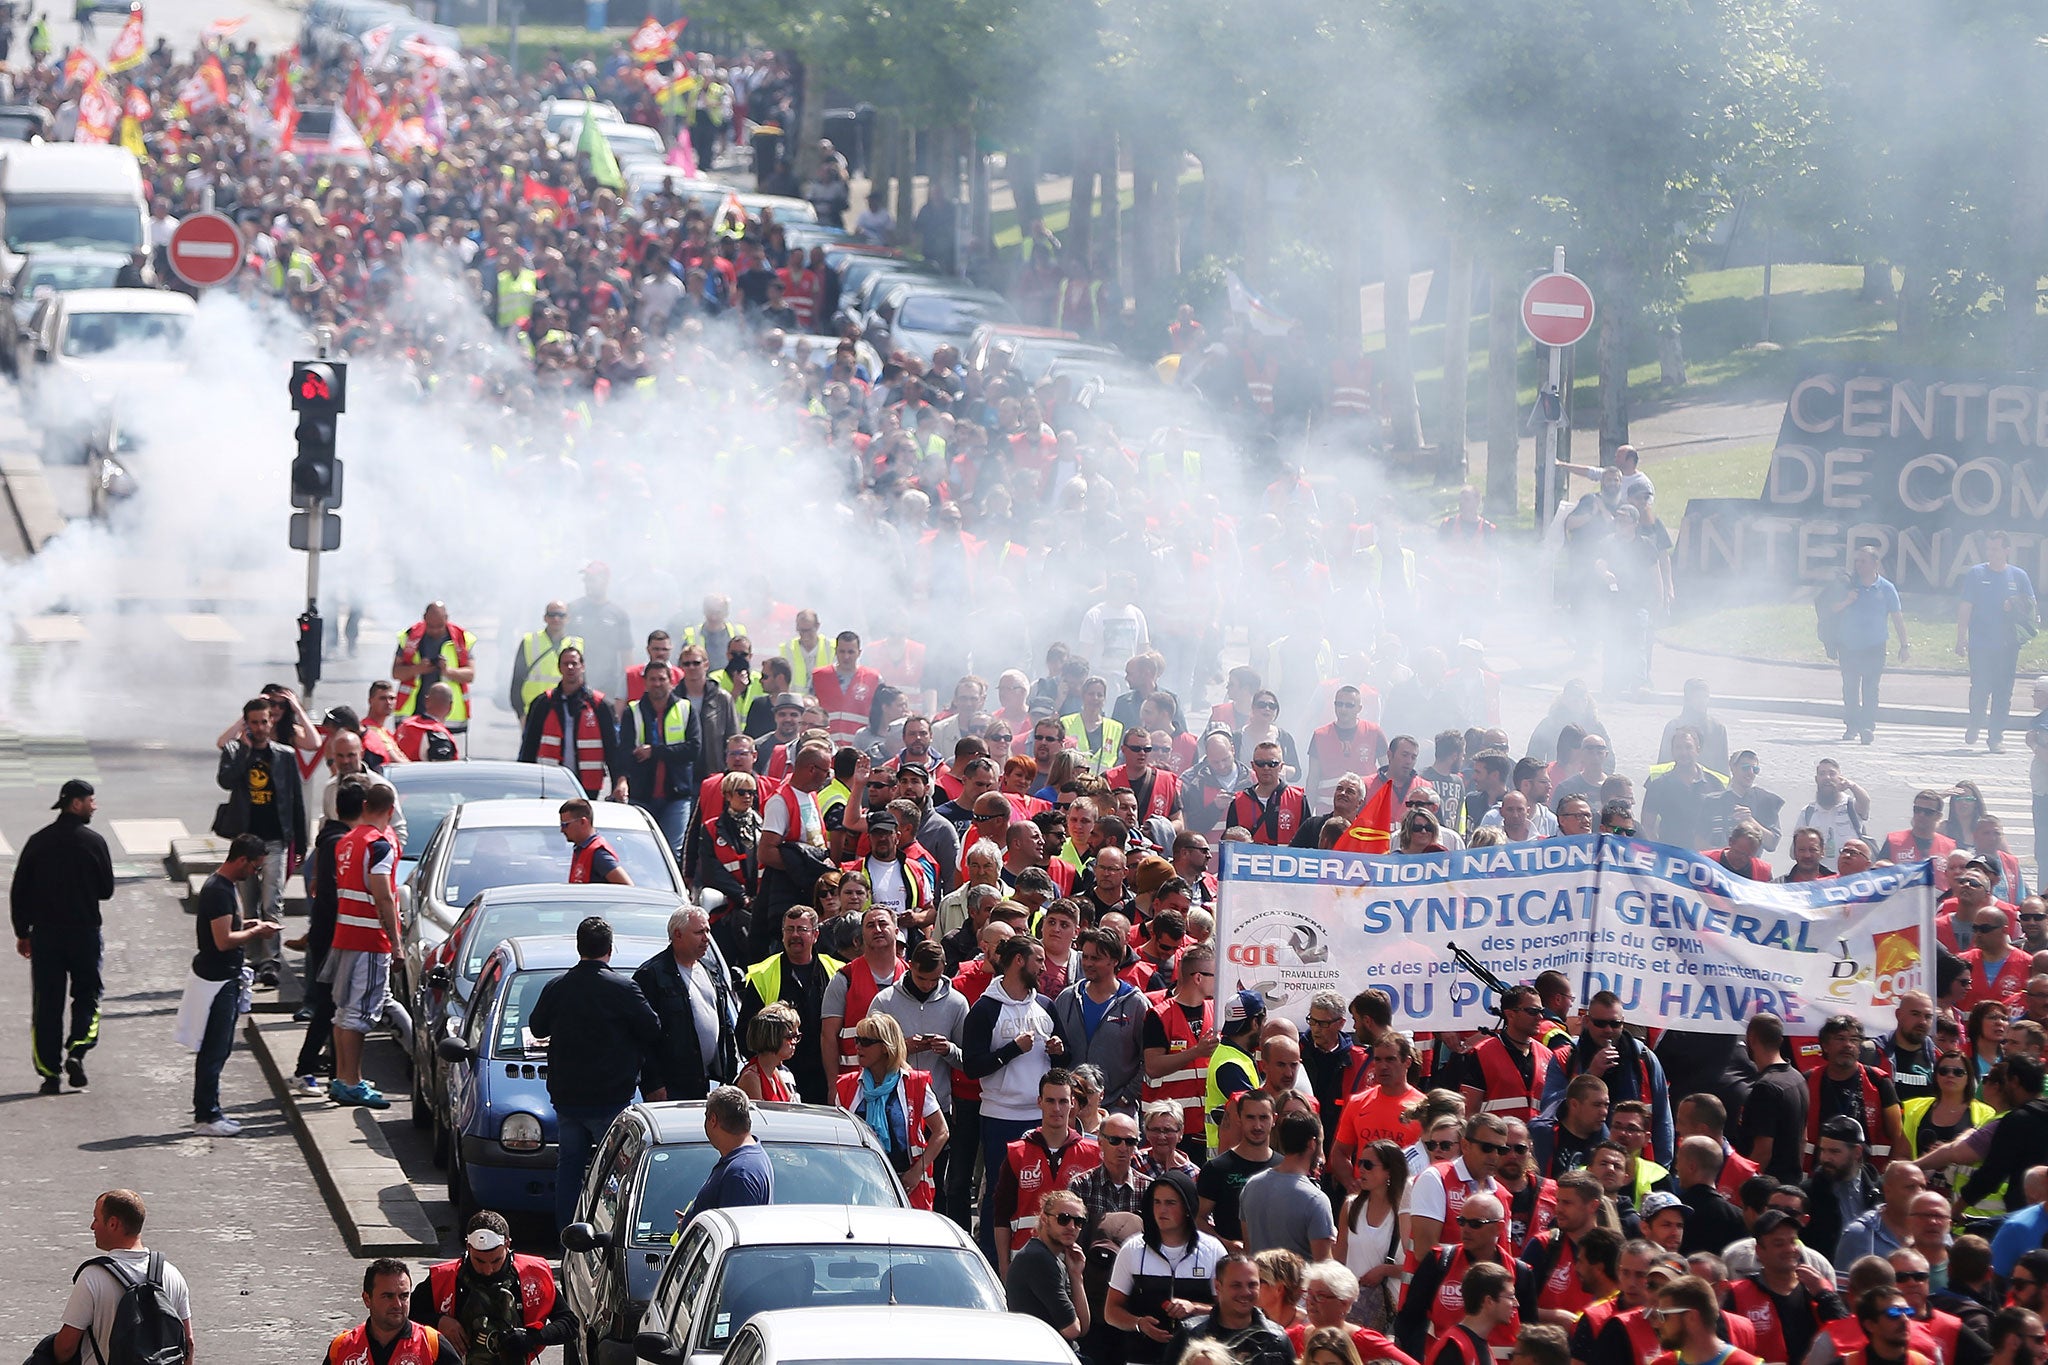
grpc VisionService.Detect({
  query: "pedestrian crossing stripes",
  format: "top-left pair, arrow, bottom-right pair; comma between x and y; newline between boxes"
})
0,728 -> 95,790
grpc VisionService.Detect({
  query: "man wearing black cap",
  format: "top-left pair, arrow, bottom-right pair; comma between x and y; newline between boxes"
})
840,804 -> 933,939
12,779 -> 115,1093
1804,1115 -> 1882,1263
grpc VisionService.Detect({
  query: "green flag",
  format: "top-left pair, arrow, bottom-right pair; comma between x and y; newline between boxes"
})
578,98 -> 623,190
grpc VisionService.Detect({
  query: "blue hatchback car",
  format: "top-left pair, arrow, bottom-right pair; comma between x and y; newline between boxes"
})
437,933 -> 667,1219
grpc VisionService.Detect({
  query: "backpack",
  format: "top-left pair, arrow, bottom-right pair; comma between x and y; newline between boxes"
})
422,728 -> 458,762
1815,572 -> 1849,660
73,1252 -> 185,1365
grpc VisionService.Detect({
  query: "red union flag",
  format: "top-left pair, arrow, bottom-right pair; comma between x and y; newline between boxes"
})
62,47 -> 99,89
1330,780 -> 1397,854
123,85 -> 152,121
105,8 -> 146,73
175,53 -> 228,113
628,15 -> 674,63
268,54 -> 299,150
343,61 -> 383,128
76,73 -> 118,144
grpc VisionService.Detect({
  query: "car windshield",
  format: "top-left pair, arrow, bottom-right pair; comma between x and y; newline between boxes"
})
5,200 -> 142,254
493,968 -> 559,1055
60,311 -> 185,358
897,294 -> 1010,335
444,824 -> 675,902
22,260 -> 120,294
632,1145 -> 903,1245
695,1246 -> 999,1347
460,899 -> 674,984
396,775 -> 573,859
296,109 -> 336,139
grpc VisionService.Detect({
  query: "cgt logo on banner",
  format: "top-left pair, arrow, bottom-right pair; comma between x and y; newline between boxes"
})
1214,837 -> 1933,1035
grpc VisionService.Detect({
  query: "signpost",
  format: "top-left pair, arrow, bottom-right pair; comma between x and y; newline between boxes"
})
1522,251 -> 1596,525
166,211 -> 243,289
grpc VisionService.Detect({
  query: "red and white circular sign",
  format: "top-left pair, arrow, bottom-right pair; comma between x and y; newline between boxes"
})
1520,271 -> 1596,348
167,211 -> 244,289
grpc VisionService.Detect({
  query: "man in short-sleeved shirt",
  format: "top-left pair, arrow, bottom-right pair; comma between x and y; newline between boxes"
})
1240,1113 -> 1336,1258
1005,1189 -> 1088,1340
56,1191 -> 193,1365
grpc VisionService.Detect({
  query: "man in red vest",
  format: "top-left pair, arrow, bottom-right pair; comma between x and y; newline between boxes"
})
561,799 -> 630,885
330,784 -> 400,1109
1226,741 -> 1310,845
813,630 -> 882,740
1105,729 -> 1184,826
1460,985 -> 1553,1128
990,1067 -> 1102,1276
517,647 -> 627,800
325,1260 -> 456,1365
1651,1273 -> 1762,1365
413,1211 -> 572,1360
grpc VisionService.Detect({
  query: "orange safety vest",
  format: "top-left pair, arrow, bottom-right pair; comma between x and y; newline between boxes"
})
569,834 -> 618,884
781,267 -> 819,329
1105,765 -> 1181,821
1225,785 -> 1307,845
1244,356 -> 1277,414
836,1066 -> 938,1208
1001,1131 -> 1103,1249
425,1255 -> 556,1362
1330,355 -> 1374,418
1805,1062 -> 1892,1163
1470,1033 -> 1551,1125
325,1321 -> 443,1365
811,666 -> 880,739
331,823 -> 395,954
834,955 -> 899,1064
393,620 -> 473,719
1143,993 -> 1212,1138
1423,1247 -> 1518,1360
537,691 -> 609,795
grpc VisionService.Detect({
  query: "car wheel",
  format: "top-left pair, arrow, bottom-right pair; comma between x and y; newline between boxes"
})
430,1098 -> 450,1167
447,1139 -> 476,1221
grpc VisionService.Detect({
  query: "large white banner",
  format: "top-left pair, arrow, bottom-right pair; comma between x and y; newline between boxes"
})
1214,837 -> 1934,1036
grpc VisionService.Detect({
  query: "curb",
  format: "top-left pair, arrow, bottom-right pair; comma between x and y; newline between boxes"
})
243,1015 -> 442,1257
0,450 -> 64,553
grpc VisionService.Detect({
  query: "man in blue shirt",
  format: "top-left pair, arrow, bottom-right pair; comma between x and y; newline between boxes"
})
1830,545 -> 1910,745
680,1085 -> 774,1225
1956,530 -> 2038,753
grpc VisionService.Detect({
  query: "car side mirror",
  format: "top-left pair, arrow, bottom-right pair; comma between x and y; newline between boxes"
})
436,1036 -> 474,1064
634,1330 -> 683,1365
424,963 -> 452,992
561,1222 -> 610,1253
696,887 -> 725,916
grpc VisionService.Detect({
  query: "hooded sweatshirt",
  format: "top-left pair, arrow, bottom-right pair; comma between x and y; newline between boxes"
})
964,975 -> 1058,1121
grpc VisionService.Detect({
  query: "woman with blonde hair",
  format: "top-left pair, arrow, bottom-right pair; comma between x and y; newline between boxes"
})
835,1012 -> 947,1208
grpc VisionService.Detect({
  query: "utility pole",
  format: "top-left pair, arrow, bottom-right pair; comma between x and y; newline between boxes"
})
288,340 -> 346,699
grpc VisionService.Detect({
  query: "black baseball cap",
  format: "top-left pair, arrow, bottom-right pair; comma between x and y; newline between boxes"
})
52,778 -> 93,809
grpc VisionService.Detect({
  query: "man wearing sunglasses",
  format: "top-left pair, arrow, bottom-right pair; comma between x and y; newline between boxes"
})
1542,990 -> 1675,1166
1225,741 -> 1310,846
1392,1194 -> 1524,1362
1460,985 -> 1555,1131
1650,1273 -> 1760,1365
1960,903 -> 2029,1014
1105,728 -> 1184,829
1406,1114 -> 1509,1268
1881,790 -> 1960,869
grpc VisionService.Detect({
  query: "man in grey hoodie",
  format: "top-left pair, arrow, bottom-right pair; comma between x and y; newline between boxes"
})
1052,925 -> 1148,1116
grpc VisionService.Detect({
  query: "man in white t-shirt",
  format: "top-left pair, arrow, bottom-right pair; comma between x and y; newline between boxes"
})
1792,757 -> 1870,862
1401,1113 -> 1507,1268
53,1189 -> 193,1365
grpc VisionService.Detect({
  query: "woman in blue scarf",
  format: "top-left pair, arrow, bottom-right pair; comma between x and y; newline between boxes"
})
835,1013 -> 949,1209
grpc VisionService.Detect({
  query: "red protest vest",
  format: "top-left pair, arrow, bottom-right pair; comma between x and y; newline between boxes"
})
1424,1247 -> 1519,1357
537,691 -> 608,795
425,1255 -> 556,1361
331,823 -> 395,954
836,1066 -> 938,1208
1527,1227 -> 1593,1316
569,834 -> 618,885
1330,356 -> 1373,418
1510,1177 -> 1559,1251
393,620 -> 472,717
1143,994 -> 1212,1138
1307,722 -> 1385,806
1727,1275 -> 1800,1365
1244,355 -> 1277,414
1805,1062 -> 1892,1163
1818,1315 -> 1943,1364
833,955 -> 898,1064
812,665 -> 881,739
1105,765 -> 1182,821
1226,784 -> 1308,845
1470,1034 -> 1551,1125
1881,830 -> 1956,865
325,1322 -> 443,1365
1002,1131 -> 1103,1250
1650,1353 -> 1762,1365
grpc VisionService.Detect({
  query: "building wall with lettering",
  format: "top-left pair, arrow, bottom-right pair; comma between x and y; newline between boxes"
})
1676,368 -> 2048,595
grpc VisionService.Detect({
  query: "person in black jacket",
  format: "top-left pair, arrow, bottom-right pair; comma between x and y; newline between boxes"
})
10,779 -> 114,1093
634,905 -> 740,1103
1958,1054 -> 2048,1213
517,648 -> 628,801
619,660 -> 701,860
529,916 -> 662,1231
1674,1136 -> 1749,1256
1803,1115 -> 1882,1264
216,697 -> 309,989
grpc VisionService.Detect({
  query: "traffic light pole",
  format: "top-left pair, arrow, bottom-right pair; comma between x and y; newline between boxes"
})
298,499 -> 323,698
291,332 -> 343,698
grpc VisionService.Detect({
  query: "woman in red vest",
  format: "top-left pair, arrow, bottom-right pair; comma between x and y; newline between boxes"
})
836,1012 -> 947,1208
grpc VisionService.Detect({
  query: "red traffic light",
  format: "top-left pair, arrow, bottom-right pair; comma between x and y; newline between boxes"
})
289,359 -> 347,413
299,371 -> 332,401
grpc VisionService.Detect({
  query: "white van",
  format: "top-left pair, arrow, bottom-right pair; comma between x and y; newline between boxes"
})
0,145 -> 148,284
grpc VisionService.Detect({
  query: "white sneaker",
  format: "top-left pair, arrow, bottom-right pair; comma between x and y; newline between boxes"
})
298,1075 -> 324,1096
193,1118 -> 242,1137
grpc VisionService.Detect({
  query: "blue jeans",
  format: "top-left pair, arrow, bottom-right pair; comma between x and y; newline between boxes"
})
1839,645 -> 1885,735
555,1102 -> 625,1230
193,978 -> 238,1123
976,1114 -> 1036,1258
646,798 -> 692,859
